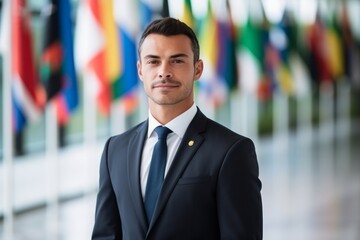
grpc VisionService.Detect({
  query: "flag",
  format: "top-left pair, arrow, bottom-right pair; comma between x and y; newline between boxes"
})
180,0 -> 195,31
41,0 -> 79,125
10,0 -> 44,132
197,0 -> 237,108
266,11 -> 295,95
338,1 -> 360,88
307,13 -> 333,85
324,10 -> 345,81
284,11 -> 311,97
75,0 -> 121,115
238,16 -> 270,100
197,0 -> 226,108
216,0 -> 238,91
113,0 -> 141,113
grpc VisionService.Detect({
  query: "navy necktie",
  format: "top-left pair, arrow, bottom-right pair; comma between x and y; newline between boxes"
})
145,126 -> 172,223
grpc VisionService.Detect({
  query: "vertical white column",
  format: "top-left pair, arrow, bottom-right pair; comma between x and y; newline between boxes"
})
1,0 -> 14,239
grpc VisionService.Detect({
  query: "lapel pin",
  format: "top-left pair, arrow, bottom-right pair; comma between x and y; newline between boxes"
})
188,140 -> 194,146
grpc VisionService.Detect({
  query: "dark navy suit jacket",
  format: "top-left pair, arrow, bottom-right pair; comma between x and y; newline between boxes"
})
92,109 -> 262,239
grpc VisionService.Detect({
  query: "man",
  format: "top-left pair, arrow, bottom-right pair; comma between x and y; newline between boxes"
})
92,17 -> 262,239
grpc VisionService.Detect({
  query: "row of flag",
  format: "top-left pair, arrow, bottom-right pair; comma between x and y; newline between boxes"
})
1,0 -> 144,134
1,0 -> 359,134
1,0 -> 80,133
191,0 -> 360,103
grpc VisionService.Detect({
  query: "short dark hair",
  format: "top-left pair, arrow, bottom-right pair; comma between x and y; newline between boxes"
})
138,17 -> 200,63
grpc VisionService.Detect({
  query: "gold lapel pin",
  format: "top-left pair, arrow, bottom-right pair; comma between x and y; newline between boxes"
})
188,140 -> 194,146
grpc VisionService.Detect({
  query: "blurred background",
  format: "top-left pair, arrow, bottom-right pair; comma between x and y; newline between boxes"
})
0,0 -> 360,239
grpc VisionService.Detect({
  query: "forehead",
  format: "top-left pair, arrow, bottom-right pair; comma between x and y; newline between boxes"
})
139,34 -> 193,58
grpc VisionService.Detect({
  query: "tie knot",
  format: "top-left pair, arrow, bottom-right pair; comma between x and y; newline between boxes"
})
154,126 -> 172,139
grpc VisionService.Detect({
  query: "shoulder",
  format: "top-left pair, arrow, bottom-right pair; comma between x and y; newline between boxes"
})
193,108 -> 252,141
203,114 -> 247,139
106,121 -> 147,147
207,118 -> 254,147
193,109 -> 254,148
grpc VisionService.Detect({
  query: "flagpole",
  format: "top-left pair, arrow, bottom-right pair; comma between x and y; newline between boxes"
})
233,90 -> 259,145
335,79 -> 351,176
83,71 -> 98,194
296,91 -> 313,169
45,102 -> 60,240
2,0 -> 14,239
139,88 -> 148,123
273,90 -> 289,191
110,100 -> 126,136
248,92 -> 259,146
318,82 -> 335,176
295,90 -> 313,239
230,90 -> 244,135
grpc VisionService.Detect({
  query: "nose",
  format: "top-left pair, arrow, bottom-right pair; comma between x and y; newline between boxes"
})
158,63 -> 173,79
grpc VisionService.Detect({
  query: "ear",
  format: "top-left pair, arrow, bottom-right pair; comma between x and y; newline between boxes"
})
194,59 -> 203,81
137,60 -> 143,81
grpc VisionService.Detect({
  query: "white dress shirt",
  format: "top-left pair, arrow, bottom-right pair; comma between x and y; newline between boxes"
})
140,103 -> 197,198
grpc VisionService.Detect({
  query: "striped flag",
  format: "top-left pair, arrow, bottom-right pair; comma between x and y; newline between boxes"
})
266,12 -> 295,95
113,0 -> 141,113
214,0 -> 238,92
75,0 -> 120,115
10,0 -> 44,132
41,0 -> 79,125
238,16 -> 269,100
197,0 -> 228,108
180,0 -> 195,31
307,14 -> 333,85
284,12 -> 311,97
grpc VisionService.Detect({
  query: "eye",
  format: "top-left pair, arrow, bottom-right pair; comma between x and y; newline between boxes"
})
146,59 -> 160,65
171,59 -> 184,64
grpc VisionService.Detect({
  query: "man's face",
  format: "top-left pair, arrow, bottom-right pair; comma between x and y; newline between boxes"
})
137,34 -> 203,109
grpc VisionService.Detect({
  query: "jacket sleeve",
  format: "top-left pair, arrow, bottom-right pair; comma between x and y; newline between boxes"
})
217,137 -> 263,239
92,138 -> 122,240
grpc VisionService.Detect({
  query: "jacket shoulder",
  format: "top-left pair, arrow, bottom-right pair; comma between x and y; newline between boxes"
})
105,121 -> 147,150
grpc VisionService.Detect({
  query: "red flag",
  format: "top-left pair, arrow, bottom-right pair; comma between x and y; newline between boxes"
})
307,14 -> 333,84
11,0 -> 44,132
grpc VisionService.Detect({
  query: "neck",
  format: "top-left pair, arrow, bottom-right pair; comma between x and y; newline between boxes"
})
149,102 -> 193,125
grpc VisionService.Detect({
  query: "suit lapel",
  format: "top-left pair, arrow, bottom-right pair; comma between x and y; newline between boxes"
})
127,121 -> 148,229
148,110 -> 208,231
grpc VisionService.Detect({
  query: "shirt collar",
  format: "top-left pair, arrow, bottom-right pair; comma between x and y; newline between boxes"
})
147,103 -> 197,139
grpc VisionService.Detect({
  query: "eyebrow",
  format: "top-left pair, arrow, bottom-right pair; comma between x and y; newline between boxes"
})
143,53 -> 190,60
169,53 -> 189,59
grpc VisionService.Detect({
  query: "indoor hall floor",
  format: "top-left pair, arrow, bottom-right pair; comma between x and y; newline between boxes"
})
1,126 -> 360,240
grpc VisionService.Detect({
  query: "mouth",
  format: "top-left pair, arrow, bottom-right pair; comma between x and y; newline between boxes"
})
152,80 -> 180,89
